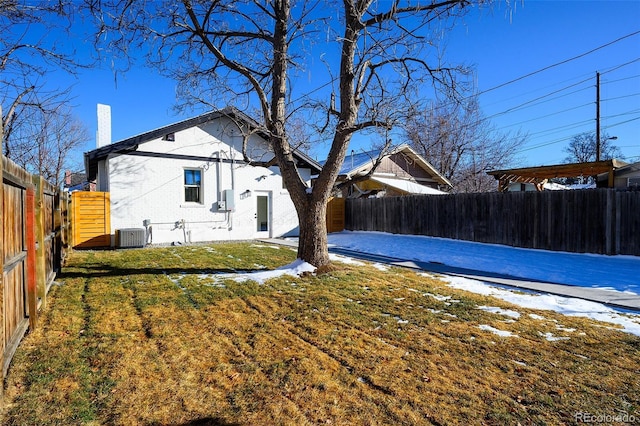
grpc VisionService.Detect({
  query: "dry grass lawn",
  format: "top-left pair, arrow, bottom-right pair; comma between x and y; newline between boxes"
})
2,242 -> 638,425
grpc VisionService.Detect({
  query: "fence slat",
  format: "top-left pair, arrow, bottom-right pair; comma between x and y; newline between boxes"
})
26,186 -> 37,330
0,137 -> 4,404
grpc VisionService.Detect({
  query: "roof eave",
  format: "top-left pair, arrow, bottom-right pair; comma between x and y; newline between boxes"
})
83,107 -> 323,178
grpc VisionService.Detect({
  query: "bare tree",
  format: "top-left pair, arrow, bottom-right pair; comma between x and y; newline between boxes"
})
404,96 -> 525,192
9,105 -> 89,186
563,132 -> 624,163
87,0 -> 474,266
1,1 -> 88,174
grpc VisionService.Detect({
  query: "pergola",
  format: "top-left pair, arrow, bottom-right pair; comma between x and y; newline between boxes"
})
487,159 -> 628,192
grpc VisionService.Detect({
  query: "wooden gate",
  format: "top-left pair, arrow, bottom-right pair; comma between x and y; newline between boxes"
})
72,191 -> 111,249
2,157 -> 36,376
326,197 -> 345,233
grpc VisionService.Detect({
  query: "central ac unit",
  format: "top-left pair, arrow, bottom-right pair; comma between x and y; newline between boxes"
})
116,228 -> 146,248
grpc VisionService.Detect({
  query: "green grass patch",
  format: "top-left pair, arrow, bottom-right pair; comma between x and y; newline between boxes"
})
2,242 -> 638,425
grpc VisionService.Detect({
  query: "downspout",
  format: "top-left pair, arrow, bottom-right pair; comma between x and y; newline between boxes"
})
219,148 -> 236,231
213,151 -> 222,205
229,148 -> 235,230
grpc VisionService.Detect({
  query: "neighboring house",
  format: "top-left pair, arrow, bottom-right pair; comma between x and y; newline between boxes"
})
596,161 -> 640,189
505,181 -> 595,192
324,144 -> 452,198
84,107 -> 321,246
64,170 -> 96,192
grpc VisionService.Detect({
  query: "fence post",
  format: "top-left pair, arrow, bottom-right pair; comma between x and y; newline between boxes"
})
615,192 -> 621,255
33,175 -> 47,308
605,189 -> 614,255
54,191 -> 67,270
26,186 -> 38,330
67,192 -> 73,249
0,155 -> 4,405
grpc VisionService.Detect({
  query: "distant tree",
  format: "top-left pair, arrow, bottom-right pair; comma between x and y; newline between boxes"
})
87,0 -> 476,267
563,132 -> 624,163
1,1 -> 89,180
9,105 -> 89,187
404,96 -> 526,193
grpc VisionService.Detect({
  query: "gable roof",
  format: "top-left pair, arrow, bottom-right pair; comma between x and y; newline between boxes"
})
322,144 -> 452,188
84,107 -> 322,180
597,161 -> 640,179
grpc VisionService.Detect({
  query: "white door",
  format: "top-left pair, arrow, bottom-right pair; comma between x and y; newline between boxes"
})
255,192 -> 271,238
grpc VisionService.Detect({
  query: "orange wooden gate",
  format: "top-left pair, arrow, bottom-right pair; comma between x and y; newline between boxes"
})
72,191 -> 111,249
326,197 -> 345,233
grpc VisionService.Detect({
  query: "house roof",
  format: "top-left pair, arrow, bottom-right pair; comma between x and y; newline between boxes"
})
597,161 -> 640,180
322,144 -> 452,188
84,107 -> 322,181
369,176 -> 447,195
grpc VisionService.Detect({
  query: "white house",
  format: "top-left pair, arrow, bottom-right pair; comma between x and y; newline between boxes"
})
84,107 -> 321,246
597,161 -> 640,189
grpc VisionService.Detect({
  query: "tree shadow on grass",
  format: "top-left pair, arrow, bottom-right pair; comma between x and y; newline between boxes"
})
59,265 -> 268,279
162,418 -> 242,426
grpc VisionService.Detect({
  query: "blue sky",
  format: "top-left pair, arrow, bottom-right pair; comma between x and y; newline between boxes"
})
51,1 -> 639,170
443,0 -> 640,166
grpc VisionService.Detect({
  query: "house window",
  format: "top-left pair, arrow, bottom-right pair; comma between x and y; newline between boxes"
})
629,178 -> 640,189
184,169 -> 202,203
163,132 -> 175,141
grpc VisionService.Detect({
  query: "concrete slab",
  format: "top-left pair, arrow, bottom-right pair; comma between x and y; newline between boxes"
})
258,238 -> 640,312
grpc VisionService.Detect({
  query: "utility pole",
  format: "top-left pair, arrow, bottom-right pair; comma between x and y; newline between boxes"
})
596,71 -> 601,161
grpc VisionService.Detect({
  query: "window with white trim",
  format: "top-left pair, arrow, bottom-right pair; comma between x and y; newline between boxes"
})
184,169 -> 202,203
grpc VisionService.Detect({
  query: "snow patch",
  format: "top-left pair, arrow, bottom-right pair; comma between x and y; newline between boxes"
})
224,259 -> 316,284
443,275 -> 640,337
329,253 -> 365,266
539,332 -> 571,342
478,324 -> 518,338
478,306 -> 522,319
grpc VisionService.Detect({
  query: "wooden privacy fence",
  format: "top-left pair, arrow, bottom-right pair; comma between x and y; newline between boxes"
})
345,189 -> 640,256
1,155 -> 69,384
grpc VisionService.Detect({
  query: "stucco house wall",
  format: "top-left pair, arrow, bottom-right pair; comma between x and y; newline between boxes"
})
613,162 -> 640,189
87,110 -> 316,245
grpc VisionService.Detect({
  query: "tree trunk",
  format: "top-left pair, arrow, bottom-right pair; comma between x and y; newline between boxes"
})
296,197 -> 330,267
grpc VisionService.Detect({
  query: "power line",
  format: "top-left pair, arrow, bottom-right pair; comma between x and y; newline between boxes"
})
601,57 -> 640,75
486,77 -> 593,119
526,119 -> 594,139
476,30 -> 640,96
603,115 -> 640,128
602,92 -> 640,102
493,102 -> 592,132
518,116 -> 640,149
477,58 -> 639,139
602,109 -> 640,120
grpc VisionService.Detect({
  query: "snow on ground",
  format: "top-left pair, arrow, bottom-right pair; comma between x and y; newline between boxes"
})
208,231 -> 640,336
478,324 -> 519,338
326,231 -> 640,336
228,259 -> 315,284
327,231 -> 640,294
440,274 -> 640,336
